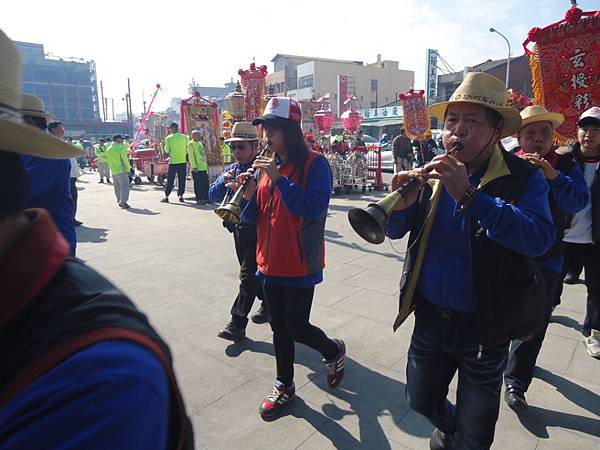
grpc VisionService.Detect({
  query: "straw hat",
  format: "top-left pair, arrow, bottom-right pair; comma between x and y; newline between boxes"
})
225,121 -> 258,142
0,28 -> 83,159
429,72 -> 522,138
21,93 -> 52,119
519,105 -> 564,130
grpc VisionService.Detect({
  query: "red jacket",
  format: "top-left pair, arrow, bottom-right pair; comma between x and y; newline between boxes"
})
256,151 -> 326,277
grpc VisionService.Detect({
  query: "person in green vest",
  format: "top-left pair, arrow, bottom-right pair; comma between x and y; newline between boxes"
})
106,134 -> 131,209
94,138 -> 111,183
161,122 -> 189,203
188,130 -> 209,205
220,136 -> 232,164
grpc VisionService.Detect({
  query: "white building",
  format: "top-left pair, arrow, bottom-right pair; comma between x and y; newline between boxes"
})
268,54 -> 414,116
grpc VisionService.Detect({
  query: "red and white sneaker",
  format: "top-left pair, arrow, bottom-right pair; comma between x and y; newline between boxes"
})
325,339 -> 346,388
259,380 -> 295,420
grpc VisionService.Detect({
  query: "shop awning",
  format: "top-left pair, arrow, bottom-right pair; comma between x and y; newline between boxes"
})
361,118 -> 402,127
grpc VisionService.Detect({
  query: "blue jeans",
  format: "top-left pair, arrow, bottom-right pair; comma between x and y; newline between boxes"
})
406,299 -> 509,450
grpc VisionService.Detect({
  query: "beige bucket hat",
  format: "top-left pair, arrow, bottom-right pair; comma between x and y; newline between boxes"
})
225,121 -> 258,142
0,28 -> 83,159
519,105 -> 564,130
429,72 -> 522,138
21,93 -> 52,120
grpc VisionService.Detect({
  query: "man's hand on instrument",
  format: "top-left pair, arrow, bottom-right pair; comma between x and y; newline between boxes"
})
253,155 -> 281,183
518,153 -> 558,180
223,169 -> 235,183
391,169 -> 427,211
425,153 -> 470,200
236,170 -> 256,200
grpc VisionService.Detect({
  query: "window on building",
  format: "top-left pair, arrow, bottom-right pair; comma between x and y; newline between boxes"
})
370,79 -> 378,108
348,76 -> 356,96
298,74 -> 314,89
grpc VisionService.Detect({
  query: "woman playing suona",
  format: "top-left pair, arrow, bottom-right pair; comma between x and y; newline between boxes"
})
240,97 -> 346,420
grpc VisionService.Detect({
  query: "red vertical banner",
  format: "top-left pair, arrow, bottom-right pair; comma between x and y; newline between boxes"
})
338,75 -> 349,116
238,63 -> 268,122
524,6 -> 600,142
399,89 -> 430,140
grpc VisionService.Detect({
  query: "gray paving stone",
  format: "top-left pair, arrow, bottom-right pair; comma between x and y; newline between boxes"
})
73,172 -> 600,450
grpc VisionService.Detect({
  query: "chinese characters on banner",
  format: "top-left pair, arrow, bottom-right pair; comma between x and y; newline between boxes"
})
238,63 -> 268,122
398,89 -> 430,140
426,49 -> 438,106
523,7 -> 599,142
180,93 -> 221,164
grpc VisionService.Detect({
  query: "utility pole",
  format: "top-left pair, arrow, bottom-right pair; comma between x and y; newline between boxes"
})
100,80 -> 107,121
127,78 -> 134,136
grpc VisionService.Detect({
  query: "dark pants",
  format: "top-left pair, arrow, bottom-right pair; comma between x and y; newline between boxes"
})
230,224 -> 264,329
263,284 -> 338,385
580,243 -> 600,336
505,270 -> 561,391
406,298 -> 508,450
164,163 -> 186,197
191,170 -> 209,202
70,177 -> 78,216
564,241 -> 584,278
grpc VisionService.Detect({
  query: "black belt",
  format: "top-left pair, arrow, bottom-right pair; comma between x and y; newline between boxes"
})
415,292 -> 477,325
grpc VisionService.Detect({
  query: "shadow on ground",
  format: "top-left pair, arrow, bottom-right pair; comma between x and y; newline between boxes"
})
226,338 -> 429,449
76,225 -> 108,243
519,367 -> 600,439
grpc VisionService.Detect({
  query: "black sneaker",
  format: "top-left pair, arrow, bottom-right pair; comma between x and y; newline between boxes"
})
251,305 -> 269,324
160,197 -> 169,203
259,380 -> 295,420
430,428 -> 454,450
217,321 -> 246,341
324,339 -> 345,388
178,196 -> 185,203
504,385 -> 528,413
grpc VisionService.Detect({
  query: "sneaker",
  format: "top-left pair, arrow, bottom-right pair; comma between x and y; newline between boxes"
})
122,202 -> 130,209
217,321 -> 246,341
160,197 -> 169,203
99,179 -> 104,184
106,179 -> 111,183
504,385 -> 528,413
259,380 -> 295,420
429,428 -> 454,450
251,305 -> 269,324
179,196 -> 185,203
563,272 -> 581,285
118,202 -> 128,209
584,330 -> 600,358
324,339 -> 345,388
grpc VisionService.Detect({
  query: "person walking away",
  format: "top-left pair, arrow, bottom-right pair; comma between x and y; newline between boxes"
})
161,123 -> 188,203
20,98 -> 76,256
392,128 -> 414,172
106,134 -> 131,209
503,105 -> 588,412
95,138 -> 111,183
187,130 -> 209,205
209,122 -> 269,341
385,73 -> 554,449
244,98 -> 346,420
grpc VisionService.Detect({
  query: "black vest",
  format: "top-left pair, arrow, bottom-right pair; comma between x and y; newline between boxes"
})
0,259 -> 194,450
397,151 -> 547,347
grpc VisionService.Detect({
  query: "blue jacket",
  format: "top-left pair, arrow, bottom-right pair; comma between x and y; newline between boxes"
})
21,156 -> 76,252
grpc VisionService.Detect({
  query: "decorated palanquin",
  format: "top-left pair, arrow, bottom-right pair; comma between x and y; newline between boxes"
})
524,4 -> 600,142
238,63 -> 268,122
180,92 -> 221,164
400,89 -> 430,140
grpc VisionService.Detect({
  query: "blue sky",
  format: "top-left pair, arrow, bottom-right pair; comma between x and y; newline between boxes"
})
4,0 -> 597,112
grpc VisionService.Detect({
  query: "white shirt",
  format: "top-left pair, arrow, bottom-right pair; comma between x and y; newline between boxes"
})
70,157 -> 83,178
563,161 -> 599,244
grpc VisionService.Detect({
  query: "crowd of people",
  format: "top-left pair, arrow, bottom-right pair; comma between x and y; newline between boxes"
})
2,21 -> 600,450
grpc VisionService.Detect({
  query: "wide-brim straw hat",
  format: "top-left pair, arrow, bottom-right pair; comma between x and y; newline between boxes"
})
21,93 -> 52,120
0,28 -> 83,159
225,121 -> 258,142
429,72 -> 522,138
519,105 -> 564,130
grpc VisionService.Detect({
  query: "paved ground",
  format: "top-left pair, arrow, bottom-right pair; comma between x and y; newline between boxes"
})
75,172 -> 600,450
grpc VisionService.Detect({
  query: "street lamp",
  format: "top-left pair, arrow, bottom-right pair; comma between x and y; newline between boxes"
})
489,27 -> 511,88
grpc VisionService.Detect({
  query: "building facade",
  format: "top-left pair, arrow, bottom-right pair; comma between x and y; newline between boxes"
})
16,41 -> 100,123
269,54 -> 414,116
